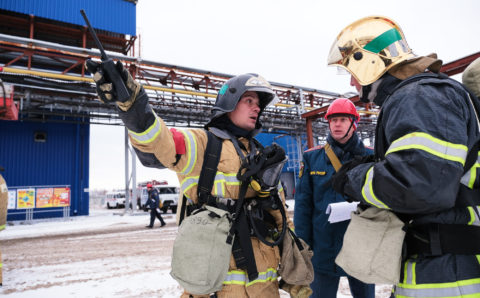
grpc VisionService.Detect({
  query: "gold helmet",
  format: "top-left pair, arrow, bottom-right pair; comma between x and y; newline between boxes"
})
327,16 -> 416,86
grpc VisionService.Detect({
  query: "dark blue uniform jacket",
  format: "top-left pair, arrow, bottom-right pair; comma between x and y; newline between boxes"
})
294,133 -> 373,275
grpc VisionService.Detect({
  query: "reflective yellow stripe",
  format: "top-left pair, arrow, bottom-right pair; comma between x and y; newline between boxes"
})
128,116 -> 161,144
468,207 -> 476,225
180,176 -> 199,196
361,167 -> 390,209
0,224 -> 5,231
386,132 -> 468,165
181,172 -> 240,198
461,153 -> 480,189
396,277 -> 480,297
476,255 -> 480,265
403,259 -> 416,285
179,130 -> 197,175
467,206 -> 480,226
223,268 -> 277,286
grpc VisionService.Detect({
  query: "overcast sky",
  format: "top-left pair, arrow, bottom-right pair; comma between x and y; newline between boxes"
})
89,0 -> 480,190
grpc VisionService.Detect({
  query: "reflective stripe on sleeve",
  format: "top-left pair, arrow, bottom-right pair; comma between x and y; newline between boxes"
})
179,130 -> 197,175
223,268 -> 278,286
181,172 -> 240,199
461,152 -> 480,189
386,132 -> 468,166
128,116 -> 161,144
467,206 -> 480,226
361,167 -> 390,209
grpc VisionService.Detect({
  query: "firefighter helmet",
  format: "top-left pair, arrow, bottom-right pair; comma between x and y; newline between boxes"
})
325,98 -> 360,122
327,16 -> 415,86
146,183 -> 152,188
205,73 -> 278,128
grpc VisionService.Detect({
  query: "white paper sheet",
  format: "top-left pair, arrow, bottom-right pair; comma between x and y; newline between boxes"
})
326,201 -> 359,223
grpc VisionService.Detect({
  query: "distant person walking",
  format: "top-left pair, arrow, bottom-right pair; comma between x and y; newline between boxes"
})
145,183 -> 166,228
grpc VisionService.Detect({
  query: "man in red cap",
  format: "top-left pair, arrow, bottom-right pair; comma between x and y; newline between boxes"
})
145,183 -> 166,228
294,98 -> 374,298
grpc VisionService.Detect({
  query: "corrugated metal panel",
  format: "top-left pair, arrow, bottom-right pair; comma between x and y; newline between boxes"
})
0,119 -> 90,220
0,0 -> 136,36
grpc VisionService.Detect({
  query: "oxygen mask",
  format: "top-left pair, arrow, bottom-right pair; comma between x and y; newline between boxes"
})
237,143 -> 287,197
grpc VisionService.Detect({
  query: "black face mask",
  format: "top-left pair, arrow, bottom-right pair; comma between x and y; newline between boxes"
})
360,85 -> 372,103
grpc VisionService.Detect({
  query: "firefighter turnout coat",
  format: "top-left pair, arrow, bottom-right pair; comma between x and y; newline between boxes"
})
342,58 -> 480,297
118,97 -> 293,298
294,133 -> 373,276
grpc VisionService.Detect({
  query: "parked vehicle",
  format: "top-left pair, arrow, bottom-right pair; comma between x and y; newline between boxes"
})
105,191 -> 126,209
137,181 -> 179,214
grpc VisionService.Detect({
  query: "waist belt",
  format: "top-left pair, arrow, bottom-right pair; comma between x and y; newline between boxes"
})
406,223 -> 480,256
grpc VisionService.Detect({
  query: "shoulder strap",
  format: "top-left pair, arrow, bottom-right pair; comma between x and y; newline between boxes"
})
324,142 -> 342,172
197,130 -> 222,206
179,130 -> 222,225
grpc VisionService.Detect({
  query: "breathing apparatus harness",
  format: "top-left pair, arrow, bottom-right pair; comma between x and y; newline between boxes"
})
179,129 -> 288,281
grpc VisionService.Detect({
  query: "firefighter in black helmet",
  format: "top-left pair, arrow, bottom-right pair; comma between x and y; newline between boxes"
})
84,60 -> 306,297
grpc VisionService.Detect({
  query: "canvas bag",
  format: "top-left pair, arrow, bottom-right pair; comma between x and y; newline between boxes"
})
170,205 -> 233,295
278,228 -> 314,285
335,207 -> 405,285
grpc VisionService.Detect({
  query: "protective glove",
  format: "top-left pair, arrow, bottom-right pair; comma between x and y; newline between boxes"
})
85,59 -> 142,111
331,155 -> 375,197
280,282 -> 313,298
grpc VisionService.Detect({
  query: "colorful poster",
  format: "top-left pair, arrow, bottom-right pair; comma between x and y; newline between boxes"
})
36,188 -> 54,208
8,190 -> 16,209
17,188 -> 35,209
53,187 -> 70,207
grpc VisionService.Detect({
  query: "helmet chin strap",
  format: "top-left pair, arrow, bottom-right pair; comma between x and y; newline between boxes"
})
341,119 -> 355,140
360,78 -> 384,103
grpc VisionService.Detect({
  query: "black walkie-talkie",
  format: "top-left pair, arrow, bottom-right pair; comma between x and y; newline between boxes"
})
80,9 -> 131,102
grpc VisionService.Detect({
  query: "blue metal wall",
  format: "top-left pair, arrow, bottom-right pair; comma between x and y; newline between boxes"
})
0,0 -> 136,36
0,119 -> 90,220
256,132 -> 299,173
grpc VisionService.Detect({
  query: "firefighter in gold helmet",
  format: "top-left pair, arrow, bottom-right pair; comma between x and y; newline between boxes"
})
85,58 -> 310,297
295,98 -> 374,298
328,16 -> 480,297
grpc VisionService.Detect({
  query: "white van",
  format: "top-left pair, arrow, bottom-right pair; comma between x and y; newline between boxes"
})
105,191 -> 126,209
138,185 -> 180,213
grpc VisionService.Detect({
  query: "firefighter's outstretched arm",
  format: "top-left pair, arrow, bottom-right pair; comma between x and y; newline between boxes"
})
86,59 -> 177,170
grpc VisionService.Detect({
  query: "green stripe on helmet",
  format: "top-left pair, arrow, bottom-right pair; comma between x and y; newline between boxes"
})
363,28 -> 402,53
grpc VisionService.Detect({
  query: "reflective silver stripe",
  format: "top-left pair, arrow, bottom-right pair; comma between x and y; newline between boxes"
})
395,280 -> 480,297
213,172 -> 240,197
128,116 -> 161,144
361,167 -> 390,209
386,132 -> 468,166
179,130 -> 197,175
461,153 -> 480,188
180,176 -> 198,196
468,206 -> 480,226
223,269 -> 278,286
403,259 -> 416,285
277,181 -> 283,192
181,172 -> 239,199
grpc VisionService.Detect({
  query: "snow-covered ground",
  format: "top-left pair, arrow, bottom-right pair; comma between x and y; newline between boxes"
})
0,202 -> 391,297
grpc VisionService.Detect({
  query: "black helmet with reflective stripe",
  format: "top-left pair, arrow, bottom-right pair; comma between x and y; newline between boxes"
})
205,73 -> 278,128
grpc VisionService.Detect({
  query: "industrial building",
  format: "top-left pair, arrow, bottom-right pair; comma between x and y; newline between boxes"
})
0,0 -> 478,221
